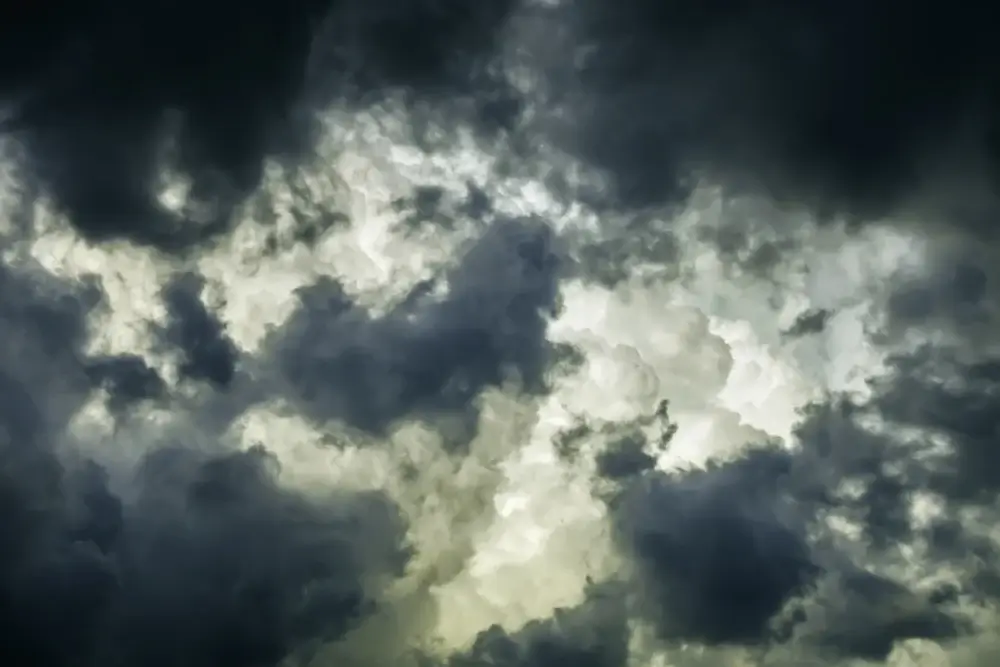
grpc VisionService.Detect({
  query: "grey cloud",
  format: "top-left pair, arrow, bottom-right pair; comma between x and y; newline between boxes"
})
159,272 -> 240,390
0,255 -> 412,667
270,216 -> 564,440
449,582 -> 630,667
550,0 -> 1000,227
0,0 -> 519,254
573,386 -> 982,661
6,2 -> 1000,666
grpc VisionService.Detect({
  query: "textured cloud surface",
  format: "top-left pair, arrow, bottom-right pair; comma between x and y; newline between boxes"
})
2,2 -> 1000,667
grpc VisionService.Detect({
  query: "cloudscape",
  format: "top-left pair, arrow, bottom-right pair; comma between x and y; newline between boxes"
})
2,1 -> 1000,666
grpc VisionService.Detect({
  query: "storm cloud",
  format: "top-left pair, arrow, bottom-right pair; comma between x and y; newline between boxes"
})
556,0 -> 1000,223
0,0 -> 518,253
0,260 -> 409,667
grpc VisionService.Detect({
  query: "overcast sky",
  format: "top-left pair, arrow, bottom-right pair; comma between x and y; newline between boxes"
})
2,2 -> 1000,666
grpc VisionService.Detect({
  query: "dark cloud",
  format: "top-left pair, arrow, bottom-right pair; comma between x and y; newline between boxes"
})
882,250 -> 998,344
868,349 -> 1000,506
0,254 -> 410,667
7,2 -> 1000,665
309,0 -> 520,105
783,308 -> 833,339
567,214 -> 682,288
392,183 -> 496,234
791,570 -> 962,661
450,582 -> 630,667
159,272 -> 240,389
0,0 -> 519,253
441,361 -> 985,662
107,446 -> 407,667
0,260 -> 103,432
2,442 -> 410,667
555,0 -> 1000,226
270,217 -> 563,439
0,162 -> 572,667
84,354 -> 167,412
570,385 -> 978,660
611,445 -> 817,646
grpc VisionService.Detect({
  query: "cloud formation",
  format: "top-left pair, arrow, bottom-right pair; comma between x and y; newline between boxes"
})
268,216 -> 562,439
4,1 -> 1000,667
557,0 -> 1000,222
0,259 -> 411,667
0,0 -> 518,253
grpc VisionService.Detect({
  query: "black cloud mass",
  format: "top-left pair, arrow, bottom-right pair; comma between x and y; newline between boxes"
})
3,1 -> 1000,666
566,0 -> 1000,220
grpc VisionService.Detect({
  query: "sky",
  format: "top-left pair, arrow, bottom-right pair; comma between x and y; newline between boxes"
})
2,1 -> 1000,666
